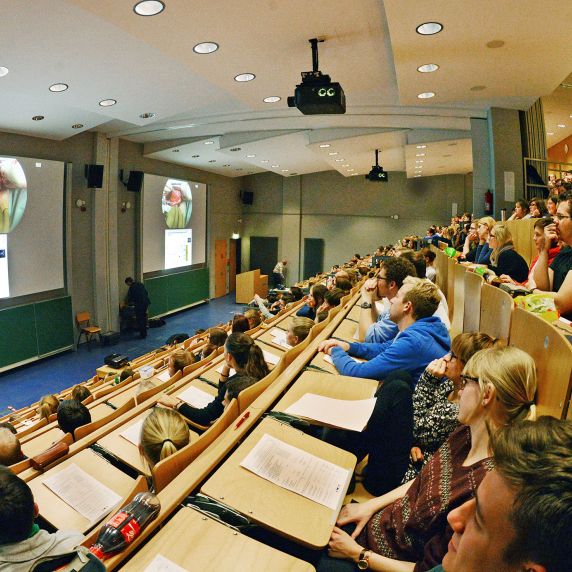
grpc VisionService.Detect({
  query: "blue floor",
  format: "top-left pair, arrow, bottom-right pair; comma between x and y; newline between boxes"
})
0,295 -> 245,413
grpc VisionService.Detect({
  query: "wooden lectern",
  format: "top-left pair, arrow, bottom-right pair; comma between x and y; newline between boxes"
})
235,269 -> 268,303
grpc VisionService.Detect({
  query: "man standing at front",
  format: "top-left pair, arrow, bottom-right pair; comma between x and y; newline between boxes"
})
125,276 -> 150,339
272,258 -> 287,289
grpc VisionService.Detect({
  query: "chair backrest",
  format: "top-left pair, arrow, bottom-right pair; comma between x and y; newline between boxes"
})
237,369 -> 281,413
92,377 -> 132,400
446,257 -> 456,318
75,311 -> 90,326
505,219 -> 536,266
74,397 -> 135,441
16,417 -> 48,438
450,263 -> 467,338
434,251 -> 448,294
10,457 -> 32,474
479,283 -> 513,341
308,318 -> 329,340
463,271 -> 484,333
152,399 -> 239,493
135,371 -> 183,405
509,308 -> 572,419
280,336 -> 312,370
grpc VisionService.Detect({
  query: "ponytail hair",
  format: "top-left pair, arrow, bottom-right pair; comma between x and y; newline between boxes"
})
139,408 -> 189,469
37,395 -> 59,421
225,333 -> 269,381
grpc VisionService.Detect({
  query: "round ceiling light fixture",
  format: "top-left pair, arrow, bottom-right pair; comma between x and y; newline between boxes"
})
133,0 -> 165,16
263,96 -> 281,103
557,124 -> 566,128
223,164 -> 231,167
191,154 -> 200,158
208,160 -> 216,163
234,73 -> 255,82
230,147 -> 241,152
417,92 -> 435,99
328,152 -> 338,156
246,154 -> 256,158
319,144 -> 331,148
72,124 -> 83,129
271,164 -> 279,168
416,22 -> 443,35
32,115 -> 45,121
193,42 -> 219,54
281,169 -> 289,173
49,83 -> 69,92
99,99 -> 117,107
139,112 -> 156,119
417,63 -> 439,73
204,140 -> 214,145
172,149 -> 180,153
261,160 -> 269,163
416,144 -> 427,149
0,67 -> 9,77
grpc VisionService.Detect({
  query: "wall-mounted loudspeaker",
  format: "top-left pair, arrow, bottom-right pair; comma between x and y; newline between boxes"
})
85,164 -> 104,189
240,190 -> 254,205
126,171 -> 144,193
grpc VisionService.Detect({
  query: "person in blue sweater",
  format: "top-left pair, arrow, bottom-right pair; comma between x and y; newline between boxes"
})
318,277 -> 450,384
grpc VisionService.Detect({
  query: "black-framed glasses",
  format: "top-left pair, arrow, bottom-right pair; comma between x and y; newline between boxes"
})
554,213 -> 571,221
460,373 -> 479,389
377,276 -> 389,282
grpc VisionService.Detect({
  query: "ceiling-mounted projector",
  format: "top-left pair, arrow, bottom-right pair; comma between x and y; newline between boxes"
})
287,38 -> 346,115
365,149 -> 388,182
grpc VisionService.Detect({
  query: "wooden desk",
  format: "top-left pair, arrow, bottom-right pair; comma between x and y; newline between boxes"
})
201,417 -> 356,549
347,305 -> 361,322
121,507 -> 315,572
331,319 -> 360,343
28,448 -> 135,533
273,371 -> 378,413
309,352 -> 338,375
236,269 -> 269,304
22,426 -> 66,458
106,385 -> 139,409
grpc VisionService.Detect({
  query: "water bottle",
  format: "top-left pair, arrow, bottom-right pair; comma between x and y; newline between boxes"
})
89,492 -> 160,560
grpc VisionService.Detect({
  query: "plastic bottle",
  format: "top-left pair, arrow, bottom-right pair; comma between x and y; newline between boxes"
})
89,492 -> 160,560
114,374 -> 120,385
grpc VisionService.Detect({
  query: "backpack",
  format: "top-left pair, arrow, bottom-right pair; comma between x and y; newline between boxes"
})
31,546 -> 105,572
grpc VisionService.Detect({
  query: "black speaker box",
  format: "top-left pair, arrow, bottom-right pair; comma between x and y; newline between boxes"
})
85,164 -> 104,188
127,171 -> 144,192
240,190 -> 254,205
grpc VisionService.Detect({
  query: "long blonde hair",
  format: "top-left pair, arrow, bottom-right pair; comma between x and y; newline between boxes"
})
37,395 -> 59,421
139,408 -> 189,468
489,223 -> 513,265
464,347 -> 537,428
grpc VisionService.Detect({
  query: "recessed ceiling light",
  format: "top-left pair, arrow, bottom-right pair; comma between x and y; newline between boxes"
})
416,22 -> 443,35
342,164 -> 350,167
319,144 -> 331,148
32,115 -> 44,121
417,92 -> 435,99
99,99 -> 117,107
193,42 -> 219,54
230,147 -> 241,152
347,168 -> 354,172
417,63 -> 439,73
416,145 -> 427,149
246,154 -> 256,158
204,140 -> 214,145
172,149 -> 180,153
236,168 -> 243,171
0,67 -> 9,77
486,40 -> 505,49
168,123 -> 197,130
208,160 -> 216,163
415,175 -> 422,177
470,85 -> 487,92
271,165 -> 279,168
328,152 -> 338,156
49,83 -> 69,92
416,160 -> 424,163
263,96 -> 281,103
547,132 -> 554,135
223,164 -> 230,167
261,160 -> 269,163
139,112 -> 156,119
133,0 -> 165,16
416,153 -> 425,157
234,73 -> 255,82
191,154 -> 200,158
281,169 -> 289,172
335,159 -> 344,162
558,124 -> 566,128
72,124 -> 83,129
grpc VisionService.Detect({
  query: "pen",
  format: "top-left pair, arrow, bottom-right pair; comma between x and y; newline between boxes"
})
234,411 -> 250,429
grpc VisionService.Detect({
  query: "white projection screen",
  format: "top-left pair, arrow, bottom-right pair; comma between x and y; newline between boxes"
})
142,174 -> 207,273
0,156 -> 65,298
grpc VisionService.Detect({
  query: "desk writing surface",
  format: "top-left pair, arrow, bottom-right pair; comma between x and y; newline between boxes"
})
106,384 -> 138,408
273,370 -> 378,413
257,327 -> 292,351
347,305 -> 361,322
331,319 -> 360,343
88,401 -> 117,422
121,507 -> 315,572
21,426 -> 65,458
28,448 -> 135,534
309,352 -> 338,375
201,417 -> 356,549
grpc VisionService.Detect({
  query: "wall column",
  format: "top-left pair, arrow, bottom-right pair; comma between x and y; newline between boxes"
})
470,117 -> 491,219
281,176 -> 301,282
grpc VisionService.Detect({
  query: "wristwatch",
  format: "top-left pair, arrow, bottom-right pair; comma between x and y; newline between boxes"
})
357,548 -> 371,570
360,302 -> 372,309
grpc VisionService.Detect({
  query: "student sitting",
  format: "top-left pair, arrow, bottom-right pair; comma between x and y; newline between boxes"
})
319,346 -> 537,572
70,384 -> 91,403
432,416 -> 572,572
56,400 -> 91,438
462,217 -> 495,264
244,308 -> 263,330
487,224 -> 529,283
320,278 -> 450,383
315,288 -> 345,323
296,284 -> 327,320
404,332 -> 498,481
422,248 -> 437,282
0,467 -> 84,571
158,333 -> 269,427
195,327 -> 228,361
37,395 -> 59,422
137,349 -> 193,397
139,408 -> 190,469
0,428 -> 25,466
231,314 -> 251,333
286,317 -> 315,346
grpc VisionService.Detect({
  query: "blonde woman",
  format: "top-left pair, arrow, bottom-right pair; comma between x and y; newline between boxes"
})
37,395 -> 59,421
488,223 -> 529,283
320,346 -> 536,572
139,408 -> 189,469
464,216 -> 495,265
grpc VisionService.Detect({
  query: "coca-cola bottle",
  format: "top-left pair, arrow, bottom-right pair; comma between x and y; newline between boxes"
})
89,492 -> 160,560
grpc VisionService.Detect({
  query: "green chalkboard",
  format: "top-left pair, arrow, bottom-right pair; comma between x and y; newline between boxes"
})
35,297 -> 74,355
145,268 -> 209,318
0,304 -> 38,368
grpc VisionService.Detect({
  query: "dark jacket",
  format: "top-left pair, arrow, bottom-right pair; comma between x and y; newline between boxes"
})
490,248 -> 529,283
127,282 -> 150,311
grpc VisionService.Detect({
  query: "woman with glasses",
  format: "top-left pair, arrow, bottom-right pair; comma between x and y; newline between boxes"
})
319,346 -> 536,572
403,332 -> 499,482
528,197 -> 548,218
487,223 -> 529,283
461,217 -> 495,265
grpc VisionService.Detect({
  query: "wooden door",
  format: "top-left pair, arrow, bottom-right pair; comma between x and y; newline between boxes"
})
214,240 -> 227,298
229,239 -> 238,292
